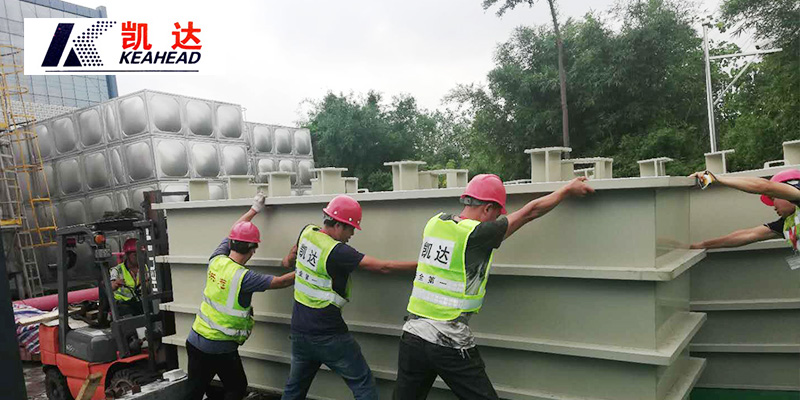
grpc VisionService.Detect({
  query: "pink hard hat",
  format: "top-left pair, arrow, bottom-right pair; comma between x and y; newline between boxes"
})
229,221 -> 261,243
123,238 -> 138,254
761,169 -> 800,206
461,174 -> 507,214
323,195 -> 362,230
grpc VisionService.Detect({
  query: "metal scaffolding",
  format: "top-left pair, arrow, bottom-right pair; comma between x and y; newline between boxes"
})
0,45 -> 58,298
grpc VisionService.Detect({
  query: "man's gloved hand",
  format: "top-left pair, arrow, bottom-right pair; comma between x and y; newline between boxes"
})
251,192 -> 266,213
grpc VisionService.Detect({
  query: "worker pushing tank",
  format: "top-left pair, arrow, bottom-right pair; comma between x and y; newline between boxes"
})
110,238 -> 144,317
393,174 -> 594,400
281,195 -> 418,400
186,193 -> 297,400
689,168 -> 800,266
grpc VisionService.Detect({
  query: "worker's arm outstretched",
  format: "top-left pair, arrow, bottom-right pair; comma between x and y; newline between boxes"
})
690,225 -> 779,249
234,193 -> 267,225
359,256 -> 417,274
690,172 -> 800,202
269,271 -> 296,289
504,177 -> 595,239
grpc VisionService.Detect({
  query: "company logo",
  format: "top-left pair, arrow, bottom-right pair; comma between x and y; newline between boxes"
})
25,19 -> 218,75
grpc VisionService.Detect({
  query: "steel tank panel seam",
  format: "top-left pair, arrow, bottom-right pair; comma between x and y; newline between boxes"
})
691,298 -> 800,311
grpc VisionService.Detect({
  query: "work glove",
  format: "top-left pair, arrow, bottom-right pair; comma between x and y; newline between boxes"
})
251,192 -> 266,213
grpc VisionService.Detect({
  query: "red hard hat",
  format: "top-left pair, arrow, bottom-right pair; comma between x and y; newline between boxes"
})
461,174 -> 507,214
761,169 -> 800,206
123,238 -> 137,254
323,195 -> 362,230
229,221 -> 261,243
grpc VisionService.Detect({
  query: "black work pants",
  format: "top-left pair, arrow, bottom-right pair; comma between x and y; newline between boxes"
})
393,332 -> 499,400
186,340 -> 248,400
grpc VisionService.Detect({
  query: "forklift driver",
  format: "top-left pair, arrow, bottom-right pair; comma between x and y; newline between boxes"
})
110,238 -> 144,317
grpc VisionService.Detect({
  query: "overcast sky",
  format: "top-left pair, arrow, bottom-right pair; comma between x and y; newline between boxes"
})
63,0 -> 746,127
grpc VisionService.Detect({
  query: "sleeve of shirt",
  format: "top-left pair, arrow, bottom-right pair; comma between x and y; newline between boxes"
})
210,238 -> 231,261
239,270 -> 275,293
468,217 -> 509,250
109,266 -> 120,281
765,218 -> 784,235
328,243 -> 365,274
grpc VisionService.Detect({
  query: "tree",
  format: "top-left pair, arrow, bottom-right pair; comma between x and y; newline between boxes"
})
483,0 -> 571,150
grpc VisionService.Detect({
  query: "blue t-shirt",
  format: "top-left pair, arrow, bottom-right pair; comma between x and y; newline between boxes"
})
290,227 -> 365,335
187,238 -> 275,354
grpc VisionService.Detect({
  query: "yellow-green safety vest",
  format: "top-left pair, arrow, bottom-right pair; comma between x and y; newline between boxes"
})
192,255 -> 254,345
293,225 -> 350,309
113,262 -> 140,302
782,207 -> 800,251
407,213 -> 495,321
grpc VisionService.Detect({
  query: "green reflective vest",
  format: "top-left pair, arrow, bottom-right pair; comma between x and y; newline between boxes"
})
782,207 -> 800,251
113,262 -> 140,302
192,255 -> 254,345
294,225 -> 350,309
407,213 -> 494,321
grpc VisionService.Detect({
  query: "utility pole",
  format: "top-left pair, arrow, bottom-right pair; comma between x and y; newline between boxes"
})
702,24 -> 782,153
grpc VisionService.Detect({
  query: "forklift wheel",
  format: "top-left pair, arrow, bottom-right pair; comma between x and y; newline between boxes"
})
44,368 -> 74,400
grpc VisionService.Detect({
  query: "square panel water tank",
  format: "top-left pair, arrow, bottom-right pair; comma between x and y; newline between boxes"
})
278,158 -> 297,184
54,156 -> 83,196
103,103 -> 121,143
52,115 -> 80,155
250,124 -> 273,153
158,182 -> 189,203
297,159 -> 315,185
118,94 -> 149,138
81,150 -> 112,190
85,192 -> 117,222
208,181 -> 227,200
294,128 -> 312,156
220,144 -> 249,176
189,141 -> 221,178
77,108 -> 104,148
39,163 -> 57,199
148,93 -> 184,135
115,191 -> 130,211
123,139 -> 157,182
217,104 -> 243,140
153,137 -> 190,178
186,99 -> 214,138
35,124 -> 56,161
274,128 -> 293,154
107,145 -> 127,186
60,197 -> 87,226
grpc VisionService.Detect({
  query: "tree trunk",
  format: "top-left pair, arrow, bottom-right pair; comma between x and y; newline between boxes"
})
547,0 -> 570,150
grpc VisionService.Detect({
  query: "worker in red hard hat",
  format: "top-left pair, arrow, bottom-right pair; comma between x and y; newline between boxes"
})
689,169 -> 800,260
110,238 -> 143,317
186,193 -> 297,400
282,194 -> 417,400
394,174 -> 594,400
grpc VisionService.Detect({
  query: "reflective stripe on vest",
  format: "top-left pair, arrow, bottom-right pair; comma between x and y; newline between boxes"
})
293,225 -> 351,309
411,286 -> 483,310
196,312 -> 251,338
407,213 -> 494,321
295,281 -> 348,308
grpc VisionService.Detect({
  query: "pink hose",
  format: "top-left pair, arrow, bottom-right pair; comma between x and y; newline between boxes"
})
14,288 -> 99,311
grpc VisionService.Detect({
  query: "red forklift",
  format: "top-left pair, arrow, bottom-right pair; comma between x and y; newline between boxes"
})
40,192 -> 178,400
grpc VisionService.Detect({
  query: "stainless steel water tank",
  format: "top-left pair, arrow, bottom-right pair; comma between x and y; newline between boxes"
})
103,103 -> 121,143
217,105 -> 242,140
220,144 -> 249,176
294,128 -> 312,155
251,124 -> 273,153
85,192 -> 116,221
186,100 -> 214,137
107,146 -> 127,186
81,150 -> 111,190
149,93 -> 183,134
78,108 -> 104,148
153,138 -> 190,178
53,116 -> 79,155
119,95 -> 148,138
60,197 -> 87,226
36,124 -> 55,160
123,139 -> 157,182
55,157 -> 83,196
189,141 -> 221,178
275,128 -> 292,154
279,158 -> 296,184
297,160 -> 314,185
